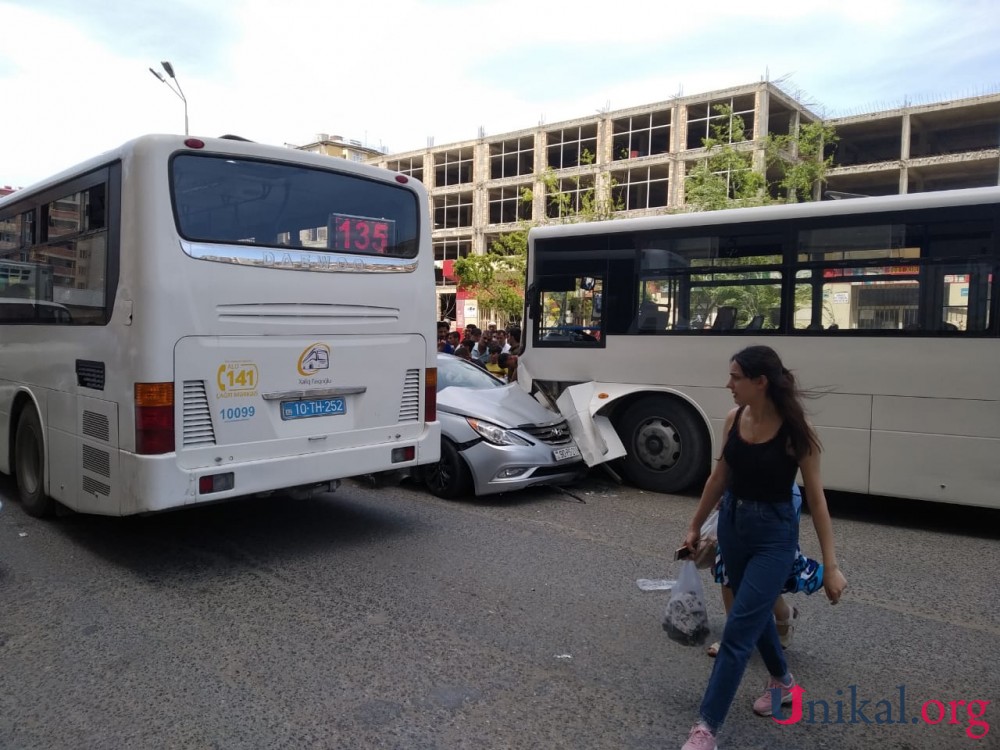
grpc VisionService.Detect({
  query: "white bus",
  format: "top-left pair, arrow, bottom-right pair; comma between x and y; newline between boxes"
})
521,187 -> 1000,508
0,134 -> 439,517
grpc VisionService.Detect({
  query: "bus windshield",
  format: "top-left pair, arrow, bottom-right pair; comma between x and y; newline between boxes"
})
171,154 -> 420,257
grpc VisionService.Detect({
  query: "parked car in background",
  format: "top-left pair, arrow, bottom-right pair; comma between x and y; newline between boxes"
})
421,354 -> 584,498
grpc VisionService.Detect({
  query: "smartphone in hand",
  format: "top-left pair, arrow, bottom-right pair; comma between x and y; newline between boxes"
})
674,546 -> 693,561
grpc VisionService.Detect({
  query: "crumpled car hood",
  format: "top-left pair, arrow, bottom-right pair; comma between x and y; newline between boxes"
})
438,383 -> 562,429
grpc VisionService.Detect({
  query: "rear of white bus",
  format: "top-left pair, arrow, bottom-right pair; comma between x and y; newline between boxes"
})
119,136 -> 438,514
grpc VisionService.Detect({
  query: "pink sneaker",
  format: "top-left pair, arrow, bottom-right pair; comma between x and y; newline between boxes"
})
753,673 -> 795,716
681,722 -> 717,750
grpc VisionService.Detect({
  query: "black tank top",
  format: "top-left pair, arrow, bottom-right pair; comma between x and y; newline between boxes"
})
722,406 -> 799,503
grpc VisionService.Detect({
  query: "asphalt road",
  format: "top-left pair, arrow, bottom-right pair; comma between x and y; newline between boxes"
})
2,471 -> 998,750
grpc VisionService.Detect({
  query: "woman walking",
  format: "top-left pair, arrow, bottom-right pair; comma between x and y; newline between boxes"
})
680,346 -> 847,750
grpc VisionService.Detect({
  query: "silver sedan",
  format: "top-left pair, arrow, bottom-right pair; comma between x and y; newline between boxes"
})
421,354 -> 584,498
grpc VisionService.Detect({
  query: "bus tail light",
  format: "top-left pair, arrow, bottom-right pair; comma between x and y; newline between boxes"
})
424,368 -> 437,422
135,382 -> 175,455
199,473 -> 234,494
391,446 -> 415,463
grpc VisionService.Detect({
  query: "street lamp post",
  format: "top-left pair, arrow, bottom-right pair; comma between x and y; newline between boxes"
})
148,61 -> 188,135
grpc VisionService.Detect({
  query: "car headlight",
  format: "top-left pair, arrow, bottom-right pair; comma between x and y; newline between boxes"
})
466,417 -> 532,446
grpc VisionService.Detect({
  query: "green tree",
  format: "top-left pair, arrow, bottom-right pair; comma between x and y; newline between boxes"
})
685,105 -> 766,211
530,148 -> 624,222
766,120 -> 838,202
685,104 -> 837,210
682,105 -> 837,325
452,241 -> 526,326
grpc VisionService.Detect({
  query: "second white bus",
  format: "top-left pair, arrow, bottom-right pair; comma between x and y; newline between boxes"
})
521,187 -> 1000,508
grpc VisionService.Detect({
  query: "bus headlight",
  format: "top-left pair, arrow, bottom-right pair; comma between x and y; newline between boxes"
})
466,418 -> 531,447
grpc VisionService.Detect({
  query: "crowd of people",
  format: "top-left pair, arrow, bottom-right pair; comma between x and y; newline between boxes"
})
437,320 -> 522,382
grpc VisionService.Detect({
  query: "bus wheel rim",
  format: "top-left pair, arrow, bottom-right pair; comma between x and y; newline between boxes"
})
634,417 -> 681,471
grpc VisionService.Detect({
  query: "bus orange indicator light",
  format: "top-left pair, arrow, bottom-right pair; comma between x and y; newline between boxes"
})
598,392 -> 609,399
135,382 -> 174,407
135,382 -> 175,455
424,368 -> 437,422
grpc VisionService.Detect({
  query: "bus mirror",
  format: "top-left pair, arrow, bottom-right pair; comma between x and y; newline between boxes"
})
526,284 -> 540,320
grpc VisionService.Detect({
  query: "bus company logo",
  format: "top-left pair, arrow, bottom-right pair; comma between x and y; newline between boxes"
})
297,343 -> 331,377
772,685 -> 990,740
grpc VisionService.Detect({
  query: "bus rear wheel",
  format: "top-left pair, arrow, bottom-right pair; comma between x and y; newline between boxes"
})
616,396 -> 708,494
14,407 -> 55,518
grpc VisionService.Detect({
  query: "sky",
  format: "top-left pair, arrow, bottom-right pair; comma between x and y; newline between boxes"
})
2,0 -> 999,188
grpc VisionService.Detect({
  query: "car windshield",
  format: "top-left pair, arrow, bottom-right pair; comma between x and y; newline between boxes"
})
437,354 -> 505,391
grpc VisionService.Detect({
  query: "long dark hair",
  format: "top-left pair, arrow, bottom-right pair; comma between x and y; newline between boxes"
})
731,345 -> 820,460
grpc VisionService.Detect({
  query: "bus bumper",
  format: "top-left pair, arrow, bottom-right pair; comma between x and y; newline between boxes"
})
109,425 -> 440,515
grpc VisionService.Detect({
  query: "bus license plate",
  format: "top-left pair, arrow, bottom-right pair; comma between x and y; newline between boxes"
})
552,445 -> 580,461
280,397 -> 347,420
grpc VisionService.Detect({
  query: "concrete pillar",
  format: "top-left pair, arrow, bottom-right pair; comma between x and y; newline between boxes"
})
597,116 -> 613,165
673,104 -> 691,209
667,159 -> 680,209
423,151 -> 436,190
595,117 -> 612,212
752,86 -> 770,177
901,113 -> 911,160
472,141 -> 489,254
676,103 -> 689,155
675,160 -> 688,207
532,131 -> 548,223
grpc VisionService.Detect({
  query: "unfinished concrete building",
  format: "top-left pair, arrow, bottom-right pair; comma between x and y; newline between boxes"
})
365,81 -> 1000,321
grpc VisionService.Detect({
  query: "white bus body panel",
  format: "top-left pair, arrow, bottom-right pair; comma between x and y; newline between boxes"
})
870,396 -> 1000,505
522,336 -> 999,506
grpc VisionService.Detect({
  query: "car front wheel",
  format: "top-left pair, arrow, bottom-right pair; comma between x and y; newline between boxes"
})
421,438 -> 474,499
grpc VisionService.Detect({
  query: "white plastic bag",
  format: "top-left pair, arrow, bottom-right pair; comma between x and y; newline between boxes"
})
636,578 -> 677,592
662,561 -> 710,645
693,509 -> 719,570
700,509 -> 719,540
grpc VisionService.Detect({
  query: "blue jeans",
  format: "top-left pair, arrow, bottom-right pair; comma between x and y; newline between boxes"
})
699,493 -> 798,732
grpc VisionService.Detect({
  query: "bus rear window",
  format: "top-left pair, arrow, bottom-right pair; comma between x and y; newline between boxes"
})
170,155 -> 419,258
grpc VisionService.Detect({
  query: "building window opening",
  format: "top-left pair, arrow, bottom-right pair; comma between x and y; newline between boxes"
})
686,95 -> 756,149
489,137 -> 534,179
488,184 -> 532,225
434,148 -> 474,187
545,176 -> 596,219
434,192 -> 473,229
546,124 -> 598,170
388,156 -> 424,182
611,164 -> 669,210
613,110 -> 671,160
433,238 -> 471,286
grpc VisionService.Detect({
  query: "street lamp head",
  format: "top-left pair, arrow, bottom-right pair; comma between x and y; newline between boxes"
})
150,60 -> 188,135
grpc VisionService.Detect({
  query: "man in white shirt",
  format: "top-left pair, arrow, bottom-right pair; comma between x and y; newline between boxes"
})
496,329 -> 512,354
